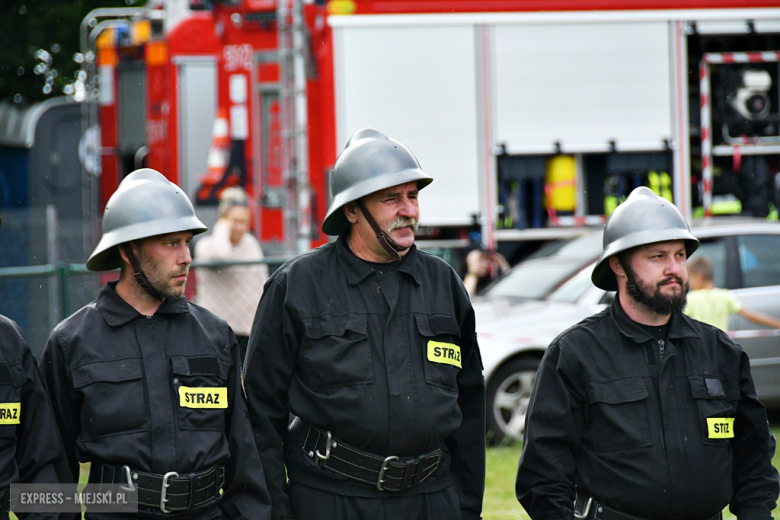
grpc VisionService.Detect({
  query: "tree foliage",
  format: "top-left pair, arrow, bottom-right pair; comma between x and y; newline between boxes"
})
0,0 -> 132,106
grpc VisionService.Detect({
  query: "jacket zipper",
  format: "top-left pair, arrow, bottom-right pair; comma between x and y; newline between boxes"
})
658,339 -> 666,449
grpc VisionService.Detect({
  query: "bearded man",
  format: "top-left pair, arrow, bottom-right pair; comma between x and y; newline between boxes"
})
243,128 -> 485,520
516,187 -> 778,520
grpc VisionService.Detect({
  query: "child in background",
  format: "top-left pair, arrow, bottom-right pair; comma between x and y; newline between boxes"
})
685,255 -> 780,332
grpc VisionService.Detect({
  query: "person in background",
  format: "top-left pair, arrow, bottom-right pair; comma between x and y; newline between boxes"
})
463,248 -> 510,297
195,187 -> 268,365
685,255 -> 780,332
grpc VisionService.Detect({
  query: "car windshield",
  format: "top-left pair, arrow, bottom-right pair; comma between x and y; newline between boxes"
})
548,262 -> 598,303
483,232 -> 603,300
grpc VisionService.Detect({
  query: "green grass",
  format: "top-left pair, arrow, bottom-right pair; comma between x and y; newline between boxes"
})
484,425 -> 780,520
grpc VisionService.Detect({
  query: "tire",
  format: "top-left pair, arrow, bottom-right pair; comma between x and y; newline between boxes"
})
486,357 -> 540,445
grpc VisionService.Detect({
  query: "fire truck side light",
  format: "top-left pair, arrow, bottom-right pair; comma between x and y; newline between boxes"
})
729,69 -> 772,121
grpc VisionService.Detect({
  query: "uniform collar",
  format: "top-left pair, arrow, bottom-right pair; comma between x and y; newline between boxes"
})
97,280 -> 190,327
336,231 -> 422,286
609,295 -> 700,344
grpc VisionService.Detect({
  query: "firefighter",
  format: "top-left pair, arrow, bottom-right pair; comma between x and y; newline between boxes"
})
516,187 -> 779,520
0,214 -> 72,519
243,128 -> 485,520
39,169 -> 272,519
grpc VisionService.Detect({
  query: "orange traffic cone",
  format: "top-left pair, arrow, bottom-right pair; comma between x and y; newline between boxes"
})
197,107 -> 232,203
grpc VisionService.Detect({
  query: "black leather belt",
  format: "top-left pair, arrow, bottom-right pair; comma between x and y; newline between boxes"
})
91,462 -> 225,514
574,494 -> 723,520
289,418 -> 442,492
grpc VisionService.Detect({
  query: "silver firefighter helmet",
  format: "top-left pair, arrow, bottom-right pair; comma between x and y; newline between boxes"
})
591,186 -> 699,291
321,128 -> 433,236
87,168 -> 207,271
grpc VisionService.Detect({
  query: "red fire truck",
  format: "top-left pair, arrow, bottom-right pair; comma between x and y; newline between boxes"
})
84,0 -> 780,258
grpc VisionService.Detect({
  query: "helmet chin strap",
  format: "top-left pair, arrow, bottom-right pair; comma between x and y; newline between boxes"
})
355,199 -> 409,262
121,243 -> 164,301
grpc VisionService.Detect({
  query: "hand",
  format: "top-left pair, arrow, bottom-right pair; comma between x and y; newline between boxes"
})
487,251 -> 511,273
466,249 -> 489,277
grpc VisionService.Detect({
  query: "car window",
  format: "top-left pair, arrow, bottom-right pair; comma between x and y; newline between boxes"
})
485,258 -> 587,300
485,231 -> 602,300
548,263 -> 597,303
737,234 -> 780,288
691,239 -> 727,288
524,231 -> 603,260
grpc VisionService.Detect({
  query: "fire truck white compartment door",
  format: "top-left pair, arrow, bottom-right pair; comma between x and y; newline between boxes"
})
176,56 -> 217,202
494,22 -> 672,154
333,25 -> 480,227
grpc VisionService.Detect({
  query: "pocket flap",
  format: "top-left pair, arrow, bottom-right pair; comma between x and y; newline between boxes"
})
71,358 -> 142,389
415,314 -> 461,338
170,356 -> 228,379
587,377 -> 648,405
0,364 -> 25,387
688,375 -> 740,401
303,314 -> 366,339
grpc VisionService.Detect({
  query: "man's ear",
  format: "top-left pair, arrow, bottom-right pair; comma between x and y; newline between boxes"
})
117,241 -> 139,266
609,255 -> 626,279
118,243 -> 130,265
343,202 -> 359,224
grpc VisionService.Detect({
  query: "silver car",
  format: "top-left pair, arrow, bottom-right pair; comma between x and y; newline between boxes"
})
476,217 -> 780,444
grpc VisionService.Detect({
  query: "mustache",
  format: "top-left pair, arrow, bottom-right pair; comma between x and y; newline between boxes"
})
386,216 -> 418,233
658,275 -> 683,286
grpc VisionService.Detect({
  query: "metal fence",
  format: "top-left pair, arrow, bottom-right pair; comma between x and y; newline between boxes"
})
0,258 -> 292,358
0,203 -> 461,358
0,245 -> 460,359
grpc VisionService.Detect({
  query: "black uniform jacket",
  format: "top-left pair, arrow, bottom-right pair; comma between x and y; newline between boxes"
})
39,282 -> 272,520
517,298 -> 780,520
0,315 -> 72,520
243,234 -> 486,520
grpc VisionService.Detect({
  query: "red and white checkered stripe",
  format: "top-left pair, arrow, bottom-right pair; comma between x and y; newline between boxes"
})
699,60 -> 713,217
699,51 -> 780,218
703,51 -> 780,64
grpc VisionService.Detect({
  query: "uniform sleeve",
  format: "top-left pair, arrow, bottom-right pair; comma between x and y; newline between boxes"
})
516,342 -> 584,520
443,301 -> 485,520
728,349 -> 779,520
244,277 -> 298,520
17,342 -> 72,480
11,323 -> 76,520
220,327 -> 273,520
38,330 -> 82,483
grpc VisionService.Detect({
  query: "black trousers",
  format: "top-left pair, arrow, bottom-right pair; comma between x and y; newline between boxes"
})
289,483 -> 460,520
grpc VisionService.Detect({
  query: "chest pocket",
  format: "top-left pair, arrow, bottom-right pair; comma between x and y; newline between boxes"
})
170,356 -> 228,432
71,358 -> 146,440
584,377 -> 652,452
689,375 -> 739,447
301,314 -> 373,391
416,314 -> 461,392
0,364 -> 25,438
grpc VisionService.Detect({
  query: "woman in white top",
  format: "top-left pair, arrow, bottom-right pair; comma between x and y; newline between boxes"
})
195,187 -> 269,365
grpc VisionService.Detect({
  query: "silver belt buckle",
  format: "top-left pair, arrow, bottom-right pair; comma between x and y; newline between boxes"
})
160,471 -> 179,513
120,465 -> 135,493
314,431 -> 334,468
376,456 -> 399,491
574,496 -> 593,520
